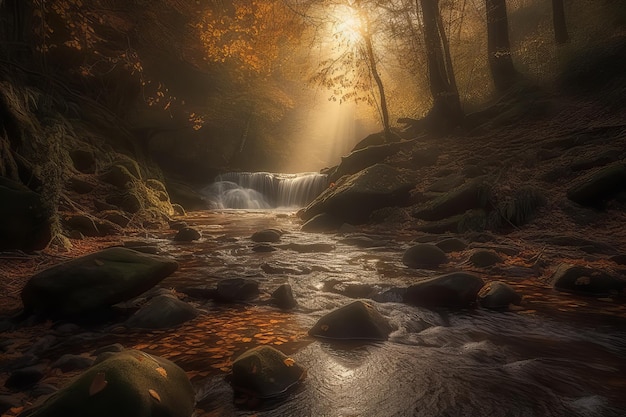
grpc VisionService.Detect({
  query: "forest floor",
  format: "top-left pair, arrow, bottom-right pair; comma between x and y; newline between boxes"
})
1,90 -> 626,416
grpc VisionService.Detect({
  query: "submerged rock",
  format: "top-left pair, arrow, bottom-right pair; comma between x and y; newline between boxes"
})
308,300 -> 392,341
301,213 -> 342,233
478,281 -> 522,309
231,346 -> 306,399
402,244 -> 449,269
404,272 -> 484,308
18,350 -> 194,417
21,247 -> 178,318
550,263 -> 624,296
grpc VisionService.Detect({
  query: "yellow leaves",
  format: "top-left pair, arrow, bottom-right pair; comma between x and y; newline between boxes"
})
148,389 -> 161,402
283,357 -> 295,367
89,372 -> 108,396
155,367 -> 168,378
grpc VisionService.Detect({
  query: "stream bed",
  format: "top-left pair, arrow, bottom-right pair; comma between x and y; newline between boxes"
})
20,209 -> 626,417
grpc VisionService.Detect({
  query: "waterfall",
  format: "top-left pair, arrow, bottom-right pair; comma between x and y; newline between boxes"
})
205,172 -> 328,209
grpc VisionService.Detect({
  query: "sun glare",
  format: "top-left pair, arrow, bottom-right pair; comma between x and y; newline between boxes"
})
333,5 -> 363,44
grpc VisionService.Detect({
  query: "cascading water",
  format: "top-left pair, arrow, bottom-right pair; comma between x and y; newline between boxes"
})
204,172 -> 328,209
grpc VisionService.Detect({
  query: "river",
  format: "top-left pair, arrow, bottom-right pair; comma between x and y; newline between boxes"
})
102,208 -> 626,417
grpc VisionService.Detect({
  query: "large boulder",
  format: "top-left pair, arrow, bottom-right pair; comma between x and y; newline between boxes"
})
404,272 -> 484,308
299,164 -> 414,225
18,350 -> 194,417
550,263 -> 625,296
567,163 -> 626,207
329,141 -> 416,182
308,300 -> 392,341
0,177 -> 51,252
231,346 -> 306,399
21,247 -> 178,317
413,179 -> 491,221
125,295 -> 198,329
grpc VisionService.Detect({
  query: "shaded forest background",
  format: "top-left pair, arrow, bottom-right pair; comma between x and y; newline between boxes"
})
0,0 -> 625,249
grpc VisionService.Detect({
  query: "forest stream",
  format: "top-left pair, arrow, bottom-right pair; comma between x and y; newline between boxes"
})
5,209 -> 624,417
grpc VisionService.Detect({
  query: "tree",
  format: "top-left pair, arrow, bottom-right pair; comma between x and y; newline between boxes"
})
551,0 -> 569,45
418,0 -> 463,130
485,0 -> 519,92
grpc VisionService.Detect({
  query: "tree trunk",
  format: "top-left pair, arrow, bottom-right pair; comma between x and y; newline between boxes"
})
361,15 -> 393,142
419,0 -> 463,130
551,0 -> 569,45
485,0 -> 519,92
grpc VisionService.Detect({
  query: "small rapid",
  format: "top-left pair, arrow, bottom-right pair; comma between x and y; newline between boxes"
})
204,172 -> 328,209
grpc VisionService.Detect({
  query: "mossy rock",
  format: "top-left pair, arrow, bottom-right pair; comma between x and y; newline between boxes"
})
113,154 -> 143,180
404,272 -> 484,308
106,191 -> 143,214
231,346 -> 306,399
18,350 -> 194,417
21,247 -> 178,317
145,179 -> 168,193
125,295 -> 198,329
492,187 -> 546,228
566,163 -> 626,207
550,263 -> 625,296
402,244 -> 448,269
173,227 -> 202,242
308,300 -> 392,341
413,180 -> 491,221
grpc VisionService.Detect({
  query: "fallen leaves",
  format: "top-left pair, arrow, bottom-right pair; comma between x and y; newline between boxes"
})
89,372 -> 108,396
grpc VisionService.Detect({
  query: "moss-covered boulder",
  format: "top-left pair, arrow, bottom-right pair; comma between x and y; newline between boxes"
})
402,244 -> 448,269
478,281 -> 522,309
100,165 -> 138,189
231,346 -> 306,399
18,350 -> 194,417
299,164 -> 414,225
566,163 -> 626,207
125,295 -> 198,329
550,263 -> 625,296
308,300 -> 392,341
435,238 -> 468,253
413,180 -> 491,221
21,247 -> 178,317
0,177 -> 51,252
404,272 -> 484,308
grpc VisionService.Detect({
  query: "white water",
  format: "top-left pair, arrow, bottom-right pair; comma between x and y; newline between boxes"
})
205,172 -> 328,209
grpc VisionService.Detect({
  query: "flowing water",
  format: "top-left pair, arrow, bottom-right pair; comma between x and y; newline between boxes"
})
141,210 -> 626,417
204,172 -> 328,209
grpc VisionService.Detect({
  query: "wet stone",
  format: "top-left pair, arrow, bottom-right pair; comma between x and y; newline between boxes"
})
252,243 -> 277,252
469,249 -> 503,268
402,244 -> 448,269
478,281 -> 522,310
270,284 -> 297,310
251,229 -> 282,243
216,278 -> 260,302
309,300 -> 392,341
231,346 -> 306,400
550,263 -> 625,296
173,227 -> 202,242
404,272 -> 484,308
